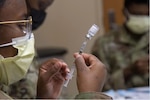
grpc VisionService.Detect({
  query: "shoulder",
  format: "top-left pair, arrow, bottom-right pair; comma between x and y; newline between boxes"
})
95,29 -> 119,45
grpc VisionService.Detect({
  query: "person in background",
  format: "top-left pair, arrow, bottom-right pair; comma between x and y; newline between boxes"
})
0,0 -> 55,99
92,0 -> 149,91
0,0 -> 112,99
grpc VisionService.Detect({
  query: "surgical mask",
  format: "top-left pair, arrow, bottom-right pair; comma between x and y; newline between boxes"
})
30,8 -> 46,30
126,14 -> 150,34
0,33 -> 35,85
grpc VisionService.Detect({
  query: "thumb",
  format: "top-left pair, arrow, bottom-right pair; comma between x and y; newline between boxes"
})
39,60 -> 61,80
47,62 -> 61,77
74,53 -> 87,73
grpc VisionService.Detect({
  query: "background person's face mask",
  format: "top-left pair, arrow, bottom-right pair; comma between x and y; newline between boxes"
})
126,14 -> 149,34
0,34 -> 35,85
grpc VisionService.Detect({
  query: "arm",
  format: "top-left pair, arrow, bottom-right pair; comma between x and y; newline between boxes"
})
123,55 -> 149,82
108,55 -> 149,90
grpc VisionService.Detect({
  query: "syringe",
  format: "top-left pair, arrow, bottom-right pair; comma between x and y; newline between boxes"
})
64,24 -> 99,87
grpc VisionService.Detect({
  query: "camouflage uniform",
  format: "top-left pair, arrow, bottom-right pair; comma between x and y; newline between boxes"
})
0,56 -> 39,99
75,92 -> 112,99
92,25 -> 149,91
0,89 -> 112,99
0,90 -> 112,99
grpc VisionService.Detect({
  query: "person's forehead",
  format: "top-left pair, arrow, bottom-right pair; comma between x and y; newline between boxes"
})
128,3 -> 149,14
0,0 -> 28,21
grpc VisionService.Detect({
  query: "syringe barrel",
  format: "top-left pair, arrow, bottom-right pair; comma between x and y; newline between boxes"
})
64,24 -> 99,87
79,40 -> 88,54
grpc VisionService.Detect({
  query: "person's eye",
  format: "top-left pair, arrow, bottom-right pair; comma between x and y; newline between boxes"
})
17,22 -> 26,32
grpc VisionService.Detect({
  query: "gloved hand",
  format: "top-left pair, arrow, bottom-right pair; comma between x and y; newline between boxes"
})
74,53 -> 107,93
36,58 -> 69,99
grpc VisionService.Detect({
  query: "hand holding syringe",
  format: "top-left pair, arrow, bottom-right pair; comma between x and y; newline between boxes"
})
64,24 -> 99,87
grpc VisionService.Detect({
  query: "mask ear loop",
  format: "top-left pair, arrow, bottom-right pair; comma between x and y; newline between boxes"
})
0,33 -> 31,48
0,16 -> 33,47
0,42 -> 16,48
26,16 -> 32,39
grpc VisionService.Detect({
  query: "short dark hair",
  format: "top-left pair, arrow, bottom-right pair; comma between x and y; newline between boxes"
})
124,0 -> 149,9
0,0 -> 6,7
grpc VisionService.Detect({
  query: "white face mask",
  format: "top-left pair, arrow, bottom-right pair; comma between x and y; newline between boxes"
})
0,34 -> 35,85
126,14 -> 150,34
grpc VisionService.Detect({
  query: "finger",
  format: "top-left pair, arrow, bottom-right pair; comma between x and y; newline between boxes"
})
48,62 -> 68,82
81,53 -> 107,72
39,59 -> 62,80
39,58 -> 59,71
74,53 -> 88,73
61,62 -> 70,73
52,71 -> 65,83
49,62 -> 62,76
59,62 -> 70,80
80,53 -> 99,67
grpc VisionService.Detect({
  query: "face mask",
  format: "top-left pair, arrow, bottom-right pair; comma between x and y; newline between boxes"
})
126,14 -> 150,34
0,34 -> 35,85
30,8 -> 46,30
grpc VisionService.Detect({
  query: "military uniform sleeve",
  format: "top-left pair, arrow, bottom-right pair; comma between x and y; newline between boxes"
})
1,57 -> 39,99
91,37 -> 110,69
110,69 -> 126,89
75,92 -> 112,99
92,36 -> 114,91
102,69 -> 126,91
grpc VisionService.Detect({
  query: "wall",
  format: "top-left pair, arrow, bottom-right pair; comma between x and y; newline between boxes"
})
103,0 -> 124,32
34,0 -> 104,98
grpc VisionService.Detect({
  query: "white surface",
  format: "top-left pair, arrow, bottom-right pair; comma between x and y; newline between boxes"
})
104,87 -> 150,100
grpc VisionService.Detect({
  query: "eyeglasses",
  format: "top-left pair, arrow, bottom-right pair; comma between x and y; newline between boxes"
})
0,16 -> 32,24
0,16 -> 33,47
0,16 -> 32,34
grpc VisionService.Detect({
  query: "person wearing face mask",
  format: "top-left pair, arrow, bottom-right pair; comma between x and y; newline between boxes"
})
1,0 -> 70,99
0,0 -> 55,99
0,0 -> 112,99
92,0 -> 149,91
